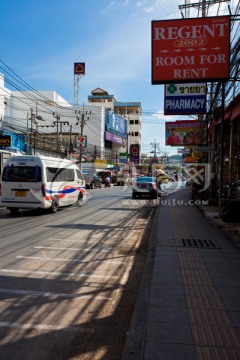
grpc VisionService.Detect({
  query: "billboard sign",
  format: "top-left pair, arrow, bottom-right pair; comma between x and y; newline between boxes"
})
165,120 -> 202,146
106,111 -> 127,138
2,130 -> 25,152
164,83 -> 206,115
152,16 -> 230,84
74,63 -> 85,75
130,144 -> 140,164
105,131 -> 125,145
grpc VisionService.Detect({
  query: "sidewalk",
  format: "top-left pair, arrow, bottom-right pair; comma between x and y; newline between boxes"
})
122,188 -> 240,360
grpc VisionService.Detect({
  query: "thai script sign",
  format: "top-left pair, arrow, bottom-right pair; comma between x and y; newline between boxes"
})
152,16 -> 230,84
0,135 -> 11,148
164,83 -> 206,115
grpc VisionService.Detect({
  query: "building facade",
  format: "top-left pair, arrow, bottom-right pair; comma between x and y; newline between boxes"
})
0,76 -> 141,165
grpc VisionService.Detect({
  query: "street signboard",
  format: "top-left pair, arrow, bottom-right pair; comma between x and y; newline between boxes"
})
193,146 -> 212,152
76,135 -> 87,147
164,83 -> 206,115
152,16 -> 230,84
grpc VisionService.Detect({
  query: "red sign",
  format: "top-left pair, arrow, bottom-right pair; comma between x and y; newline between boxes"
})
152,16 -> 230,84
77,137 -> 85,142
76,136 -> 87,147
74,63 -> 85,75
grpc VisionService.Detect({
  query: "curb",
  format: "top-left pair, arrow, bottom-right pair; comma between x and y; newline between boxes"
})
121,203 -> 160,360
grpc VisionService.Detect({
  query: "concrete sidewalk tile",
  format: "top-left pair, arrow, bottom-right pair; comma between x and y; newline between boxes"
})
188,308 -> 233,326
220,297 -> 240,312
144,342 -> 196,360
195,346 -> 240,360
152,266 -> 182,277
154,260 -> 180,269
148,306 -> 189,324
229,312 -> 240,328
150,293 -> 187,308
184,285 -> 219,297
150,283 -> 185,296
217,286 -> 240,298
151,274 -> 183,285
146,322 -> 193,344
186,295 -> 225,310
191,324 -> 240,347
212,276 -> 240,288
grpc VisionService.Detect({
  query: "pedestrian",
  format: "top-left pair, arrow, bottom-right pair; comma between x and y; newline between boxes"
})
105,176 -> 110,187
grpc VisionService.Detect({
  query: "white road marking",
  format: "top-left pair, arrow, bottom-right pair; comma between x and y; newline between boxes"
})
0,288 -> 112,300
49,238 -> 118,244
34,246 -> 113,252
0,321 -> 93,333
0,268 -> 119,279
16,255 -> 125,265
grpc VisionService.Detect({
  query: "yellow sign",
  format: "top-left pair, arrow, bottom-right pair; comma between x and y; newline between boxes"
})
191,150 -> 203,160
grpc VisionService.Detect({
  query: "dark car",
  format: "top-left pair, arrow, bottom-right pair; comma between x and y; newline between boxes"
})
132,176 -> 160,199
84,174 -> 102,189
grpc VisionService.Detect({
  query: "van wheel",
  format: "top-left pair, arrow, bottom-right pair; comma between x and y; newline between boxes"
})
76,192 -> 83,207
8,207 -> 19,215
50,196 -> 59,213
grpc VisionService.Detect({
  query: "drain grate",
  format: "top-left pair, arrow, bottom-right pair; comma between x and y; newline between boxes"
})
174,238 -> 220,249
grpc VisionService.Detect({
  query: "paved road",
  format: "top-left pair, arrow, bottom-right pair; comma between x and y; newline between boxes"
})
0,186 -> 157,360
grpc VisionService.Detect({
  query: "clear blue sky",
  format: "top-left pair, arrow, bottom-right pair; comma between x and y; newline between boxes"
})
0,0 -> 234,156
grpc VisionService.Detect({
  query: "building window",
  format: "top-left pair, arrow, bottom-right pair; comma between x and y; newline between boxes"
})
130,120 -> 134,124
135,120 -> 139,124
135,132 -> 139,136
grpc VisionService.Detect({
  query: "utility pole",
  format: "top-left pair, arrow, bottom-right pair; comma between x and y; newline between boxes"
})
127,131 -> 134,162
75,104 -> 91,171
53,113 -> 60,152
150,139 -> 160,158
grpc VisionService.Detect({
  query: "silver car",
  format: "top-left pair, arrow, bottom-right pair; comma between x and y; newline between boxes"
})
132,176 -> 160,199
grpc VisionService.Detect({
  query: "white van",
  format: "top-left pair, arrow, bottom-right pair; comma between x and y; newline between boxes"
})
0,155 -> 86,214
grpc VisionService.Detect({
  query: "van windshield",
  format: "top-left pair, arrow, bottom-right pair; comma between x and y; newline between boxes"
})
2,165 -> 42,182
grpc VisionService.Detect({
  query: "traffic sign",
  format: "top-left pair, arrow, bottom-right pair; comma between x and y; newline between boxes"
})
76,135 -> 87,147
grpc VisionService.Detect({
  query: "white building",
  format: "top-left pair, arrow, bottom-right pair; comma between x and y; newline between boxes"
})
88,88 -> 142,162
0,75 -> 141,164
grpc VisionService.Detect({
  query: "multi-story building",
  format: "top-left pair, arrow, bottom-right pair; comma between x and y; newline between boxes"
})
88,88 -> 142,163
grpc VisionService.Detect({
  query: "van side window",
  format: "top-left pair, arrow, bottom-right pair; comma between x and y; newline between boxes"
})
76,169 -> 84,180
46,167 -> 75,182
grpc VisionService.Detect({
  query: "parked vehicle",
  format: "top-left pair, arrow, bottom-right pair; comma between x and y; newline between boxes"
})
84,173 -> 102,189
0,155 -> 86,214
217,181 -> 240,199
132,176 -> 160,199
116,172 -> 132,186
